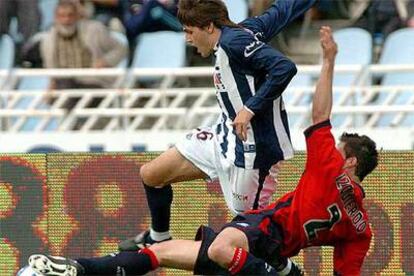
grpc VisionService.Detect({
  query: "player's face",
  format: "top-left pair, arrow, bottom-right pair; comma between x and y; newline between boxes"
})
338,142 -> 358,171
184,25 -> 213,57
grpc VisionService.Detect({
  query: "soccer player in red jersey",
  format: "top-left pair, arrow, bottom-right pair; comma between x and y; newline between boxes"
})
28,26 -> 378,276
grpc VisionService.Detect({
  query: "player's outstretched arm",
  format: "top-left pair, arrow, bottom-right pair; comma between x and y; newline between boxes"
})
241,0 -> 317,42
311,26 -> 338,125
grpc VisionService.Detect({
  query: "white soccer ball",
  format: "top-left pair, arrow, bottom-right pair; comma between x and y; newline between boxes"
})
16,266 -> 39,276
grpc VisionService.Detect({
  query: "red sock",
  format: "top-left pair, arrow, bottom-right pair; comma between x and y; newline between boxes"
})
227,248 -> 248,275
227,247 -> 277,275
139,248 -> 160,270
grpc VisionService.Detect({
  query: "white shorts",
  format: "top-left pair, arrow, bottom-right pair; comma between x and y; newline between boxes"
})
175,127 -> 277,215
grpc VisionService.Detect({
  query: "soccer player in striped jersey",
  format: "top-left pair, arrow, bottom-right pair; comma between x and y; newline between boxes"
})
28,26 -> 378,276
118,0 -> 317,251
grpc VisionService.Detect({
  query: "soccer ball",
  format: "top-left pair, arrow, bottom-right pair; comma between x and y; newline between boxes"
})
16,265 -> 39,276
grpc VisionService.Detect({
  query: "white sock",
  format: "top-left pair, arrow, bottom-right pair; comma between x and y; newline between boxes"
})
277,259 -> 292,276
150,229 -> 171,242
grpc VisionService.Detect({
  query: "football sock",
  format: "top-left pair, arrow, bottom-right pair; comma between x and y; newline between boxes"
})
144,183 -> 173,240
276,258 -> 292,275
227,248 -> 277,275
150,228 -> 171,241
76,249 -> 159,275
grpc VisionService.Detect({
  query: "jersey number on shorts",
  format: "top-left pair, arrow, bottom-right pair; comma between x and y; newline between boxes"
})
303,204 -> 342,241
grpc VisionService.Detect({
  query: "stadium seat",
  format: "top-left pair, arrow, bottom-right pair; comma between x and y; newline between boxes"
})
129,31 -> 186,87
223,0 -> 248,23
0,34 -> 14,90
333,28 -> 372,65
0,34 -> 14,70
284,73 -> 313,128
331,28 -> 372,126
18,77 -> 49,90
16,76 -> 58,131
39,0 -> 58,31
374,28 -> 414,127
110,31 -> 129,68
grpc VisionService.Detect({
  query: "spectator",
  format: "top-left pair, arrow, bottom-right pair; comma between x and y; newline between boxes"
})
352,0 -> 414,38
122,0 -> 182,42
80,0 -> 125,32
39,0 -> 127,130
40,0 -> 127,90
249,0 -> 273,17
0,0 -> 41,43
87,0 -> 123,23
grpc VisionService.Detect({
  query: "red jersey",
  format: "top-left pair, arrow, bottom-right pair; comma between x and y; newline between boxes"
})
267,120 -> 372,275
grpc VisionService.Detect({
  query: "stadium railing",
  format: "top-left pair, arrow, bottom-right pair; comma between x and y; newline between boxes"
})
0,65 -> 413,148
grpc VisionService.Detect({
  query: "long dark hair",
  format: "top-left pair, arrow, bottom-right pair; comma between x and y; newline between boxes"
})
178,0 -> 239,28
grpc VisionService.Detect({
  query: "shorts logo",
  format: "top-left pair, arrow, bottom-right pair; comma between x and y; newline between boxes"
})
236,222 -> 249,227
233,192 -> 248,202
243,144 -> 256,153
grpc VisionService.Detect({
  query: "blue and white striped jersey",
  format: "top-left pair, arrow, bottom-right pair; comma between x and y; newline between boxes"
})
212,0 -> 316,169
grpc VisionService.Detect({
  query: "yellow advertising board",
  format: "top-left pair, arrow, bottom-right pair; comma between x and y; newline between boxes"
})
0,152 -> 413,275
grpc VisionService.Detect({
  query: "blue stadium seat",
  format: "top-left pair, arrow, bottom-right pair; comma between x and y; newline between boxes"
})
284,72 -> 313,128
223,0 -> 248,23
18,77 -> 49,90
0,34 -> 14,69
39,0 -> 58,30
0,34 -> 14,89
285,72 -> 313,105
331,28 -> 372,126
375,28 -> 414,126
333,28 -> 372,66
130,31 -> 186,86
16,77 -> 58,131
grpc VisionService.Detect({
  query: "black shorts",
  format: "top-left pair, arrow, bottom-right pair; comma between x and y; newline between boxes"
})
194,225 -> 229,275
221,210 -> 284,263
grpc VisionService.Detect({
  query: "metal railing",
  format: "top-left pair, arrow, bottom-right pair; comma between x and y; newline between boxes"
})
0,65 -> 414,133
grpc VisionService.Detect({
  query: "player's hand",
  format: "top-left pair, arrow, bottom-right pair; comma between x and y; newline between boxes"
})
233,107 -> 254,141
320,26 -> 337,62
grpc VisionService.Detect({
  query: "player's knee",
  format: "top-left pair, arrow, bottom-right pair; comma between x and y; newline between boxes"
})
140,163 -> 160,186
207,239 -> 232,265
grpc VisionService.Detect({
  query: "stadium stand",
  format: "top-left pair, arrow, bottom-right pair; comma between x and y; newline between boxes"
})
331,27 -> 372,126
110,31 -> 130,68
0,17 -> 413,149
38,0 -> 58,31
128,31 -> 186,87
223,0 -> 249,23
2,3 -> 414,275
371,28 -> 414,127
0,34 -> 14,70
0,34 -> 14,91
284,70 -> 314,128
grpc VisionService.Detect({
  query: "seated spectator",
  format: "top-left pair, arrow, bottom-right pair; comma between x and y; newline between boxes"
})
353,0 -> 414,38
0,0 -> 40,43
80,0 -> 125,32
40,0 -> 128,90
0,0 -> 40,64
249,0 -> 273,17
122,0 -> 182,42
409,1 -> 414,27
39,0 -> 127,129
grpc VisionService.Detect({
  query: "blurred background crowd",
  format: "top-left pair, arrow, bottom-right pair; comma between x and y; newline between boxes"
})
1,0 -> 414,92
